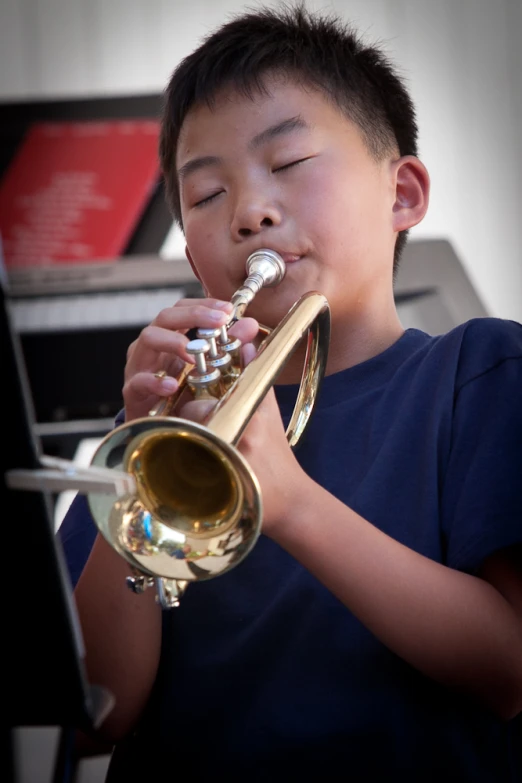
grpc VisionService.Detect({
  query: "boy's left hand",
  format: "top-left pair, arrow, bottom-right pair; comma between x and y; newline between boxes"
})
179,344 -> 306,536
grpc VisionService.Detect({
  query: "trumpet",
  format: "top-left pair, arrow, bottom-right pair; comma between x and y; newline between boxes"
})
86,249 -> 331,608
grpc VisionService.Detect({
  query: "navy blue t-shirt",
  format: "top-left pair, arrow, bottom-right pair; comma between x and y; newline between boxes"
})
59,318 -> 522,781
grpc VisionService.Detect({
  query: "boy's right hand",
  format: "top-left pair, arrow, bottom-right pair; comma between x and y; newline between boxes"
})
122,297 -> 259,422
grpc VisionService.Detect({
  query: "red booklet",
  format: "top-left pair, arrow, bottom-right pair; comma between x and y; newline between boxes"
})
0,119 -> 160,268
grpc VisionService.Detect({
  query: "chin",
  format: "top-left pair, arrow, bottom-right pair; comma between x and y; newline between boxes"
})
249,293 -> 302,330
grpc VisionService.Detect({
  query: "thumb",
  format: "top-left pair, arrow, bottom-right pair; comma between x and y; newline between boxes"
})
241,342 -> 257,367
179,398 -> 217,424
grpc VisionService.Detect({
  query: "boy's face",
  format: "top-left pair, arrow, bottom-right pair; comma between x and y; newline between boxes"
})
177,76 -> 400,328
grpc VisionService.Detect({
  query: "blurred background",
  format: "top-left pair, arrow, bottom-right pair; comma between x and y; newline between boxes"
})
2,1 -> 520,781
2,0 -> 520,318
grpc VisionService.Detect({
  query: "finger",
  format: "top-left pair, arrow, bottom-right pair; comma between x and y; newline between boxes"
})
241,342 -> 257,367
124,333 -> 190,384
126,338 -> 138,361
131,309 -> 258,375
179,398 -> 217,424
228,316 -> 260,345
131,325 -> 192,368
123,370 -> 179,404
236,385 -> 285,461
172,297 -> 233,312
153,301 -> 233,332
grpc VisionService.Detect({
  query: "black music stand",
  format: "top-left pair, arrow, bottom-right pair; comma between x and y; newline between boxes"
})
1,258 -> 113,782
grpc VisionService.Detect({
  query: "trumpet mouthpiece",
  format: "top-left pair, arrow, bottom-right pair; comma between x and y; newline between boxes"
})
229,249 -> 286,322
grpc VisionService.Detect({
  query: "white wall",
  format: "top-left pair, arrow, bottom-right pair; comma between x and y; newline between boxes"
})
1,0 -> 520,321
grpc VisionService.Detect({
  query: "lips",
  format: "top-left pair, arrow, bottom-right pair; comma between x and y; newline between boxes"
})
233,249 -> 302,285
279,252 -> 301,264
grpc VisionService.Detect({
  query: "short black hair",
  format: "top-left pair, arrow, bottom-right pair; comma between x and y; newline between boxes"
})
160,3 -> 419,272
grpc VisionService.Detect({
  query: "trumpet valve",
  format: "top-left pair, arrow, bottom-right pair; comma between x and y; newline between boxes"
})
197,327 -> 236,389
217,324 -> 242,376
186,339 -> 223,399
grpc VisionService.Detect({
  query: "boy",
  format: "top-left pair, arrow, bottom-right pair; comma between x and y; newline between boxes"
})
59,5 -> 522,780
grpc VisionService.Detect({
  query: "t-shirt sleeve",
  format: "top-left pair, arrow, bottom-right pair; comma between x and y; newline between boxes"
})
56,409 -> 126,588
57,493 -> 98,588
442,353 -> 522,573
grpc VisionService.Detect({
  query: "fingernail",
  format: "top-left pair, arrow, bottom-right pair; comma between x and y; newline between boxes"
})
161,377 -> 178,393
210,309 -> 227,321
215,301 -> 233,310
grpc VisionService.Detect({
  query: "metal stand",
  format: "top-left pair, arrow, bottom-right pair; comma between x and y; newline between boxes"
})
1,273 -> 114,782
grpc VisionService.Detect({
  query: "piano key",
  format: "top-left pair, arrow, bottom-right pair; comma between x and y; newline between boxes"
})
9,287 -> 187,333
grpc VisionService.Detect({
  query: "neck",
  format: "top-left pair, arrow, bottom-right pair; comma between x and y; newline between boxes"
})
273,294 -> 404,386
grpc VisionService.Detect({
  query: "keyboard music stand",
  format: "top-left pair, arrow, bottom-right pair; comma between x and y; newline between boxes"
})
1,267 -> 114,782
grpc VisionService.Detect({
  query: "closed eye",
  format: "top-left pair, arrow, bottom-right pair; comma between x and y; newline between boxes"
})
194,191 -> 224,208
273,156 -> 313,173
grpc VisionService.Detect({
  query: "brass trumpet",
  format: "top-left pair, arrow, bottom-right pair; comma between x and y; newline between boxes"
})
86,249 -> 331,608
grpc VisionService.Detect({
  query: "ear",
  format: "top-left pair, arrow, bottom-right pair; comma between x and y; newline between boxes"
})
391,156 -> 430,233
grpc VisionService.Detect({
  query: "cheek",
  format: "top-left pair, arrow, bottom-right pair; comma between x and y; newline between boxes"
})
186,227 -> 217,258
334,178 -> 389,248
185,211 -> 220,253
183,226 -> 219,294
294,171 -> 362,252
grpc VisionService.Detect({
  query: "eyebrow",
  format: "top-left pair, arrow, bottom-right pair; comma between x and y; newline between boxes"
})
177,155 -> 221,183
250,115 -> 308,149
177,115 -> 308,182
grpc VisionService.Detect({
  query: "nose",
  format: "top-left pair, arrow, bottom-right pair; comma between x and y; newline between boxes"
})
230,191 -> 282,240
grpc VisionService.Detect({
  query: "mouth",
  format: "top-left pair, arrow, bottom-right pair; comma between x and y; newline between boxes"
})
278,252 -> 302,266
233,249 -> 302,288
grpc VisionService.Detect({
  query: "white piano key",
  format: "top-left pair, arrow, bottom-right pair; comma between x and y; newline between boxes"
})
10,287 -> 186,333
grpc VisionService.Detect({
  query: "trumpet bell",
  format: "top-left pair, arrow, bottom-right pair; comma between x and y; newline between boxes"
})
88,416 -> 261,582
